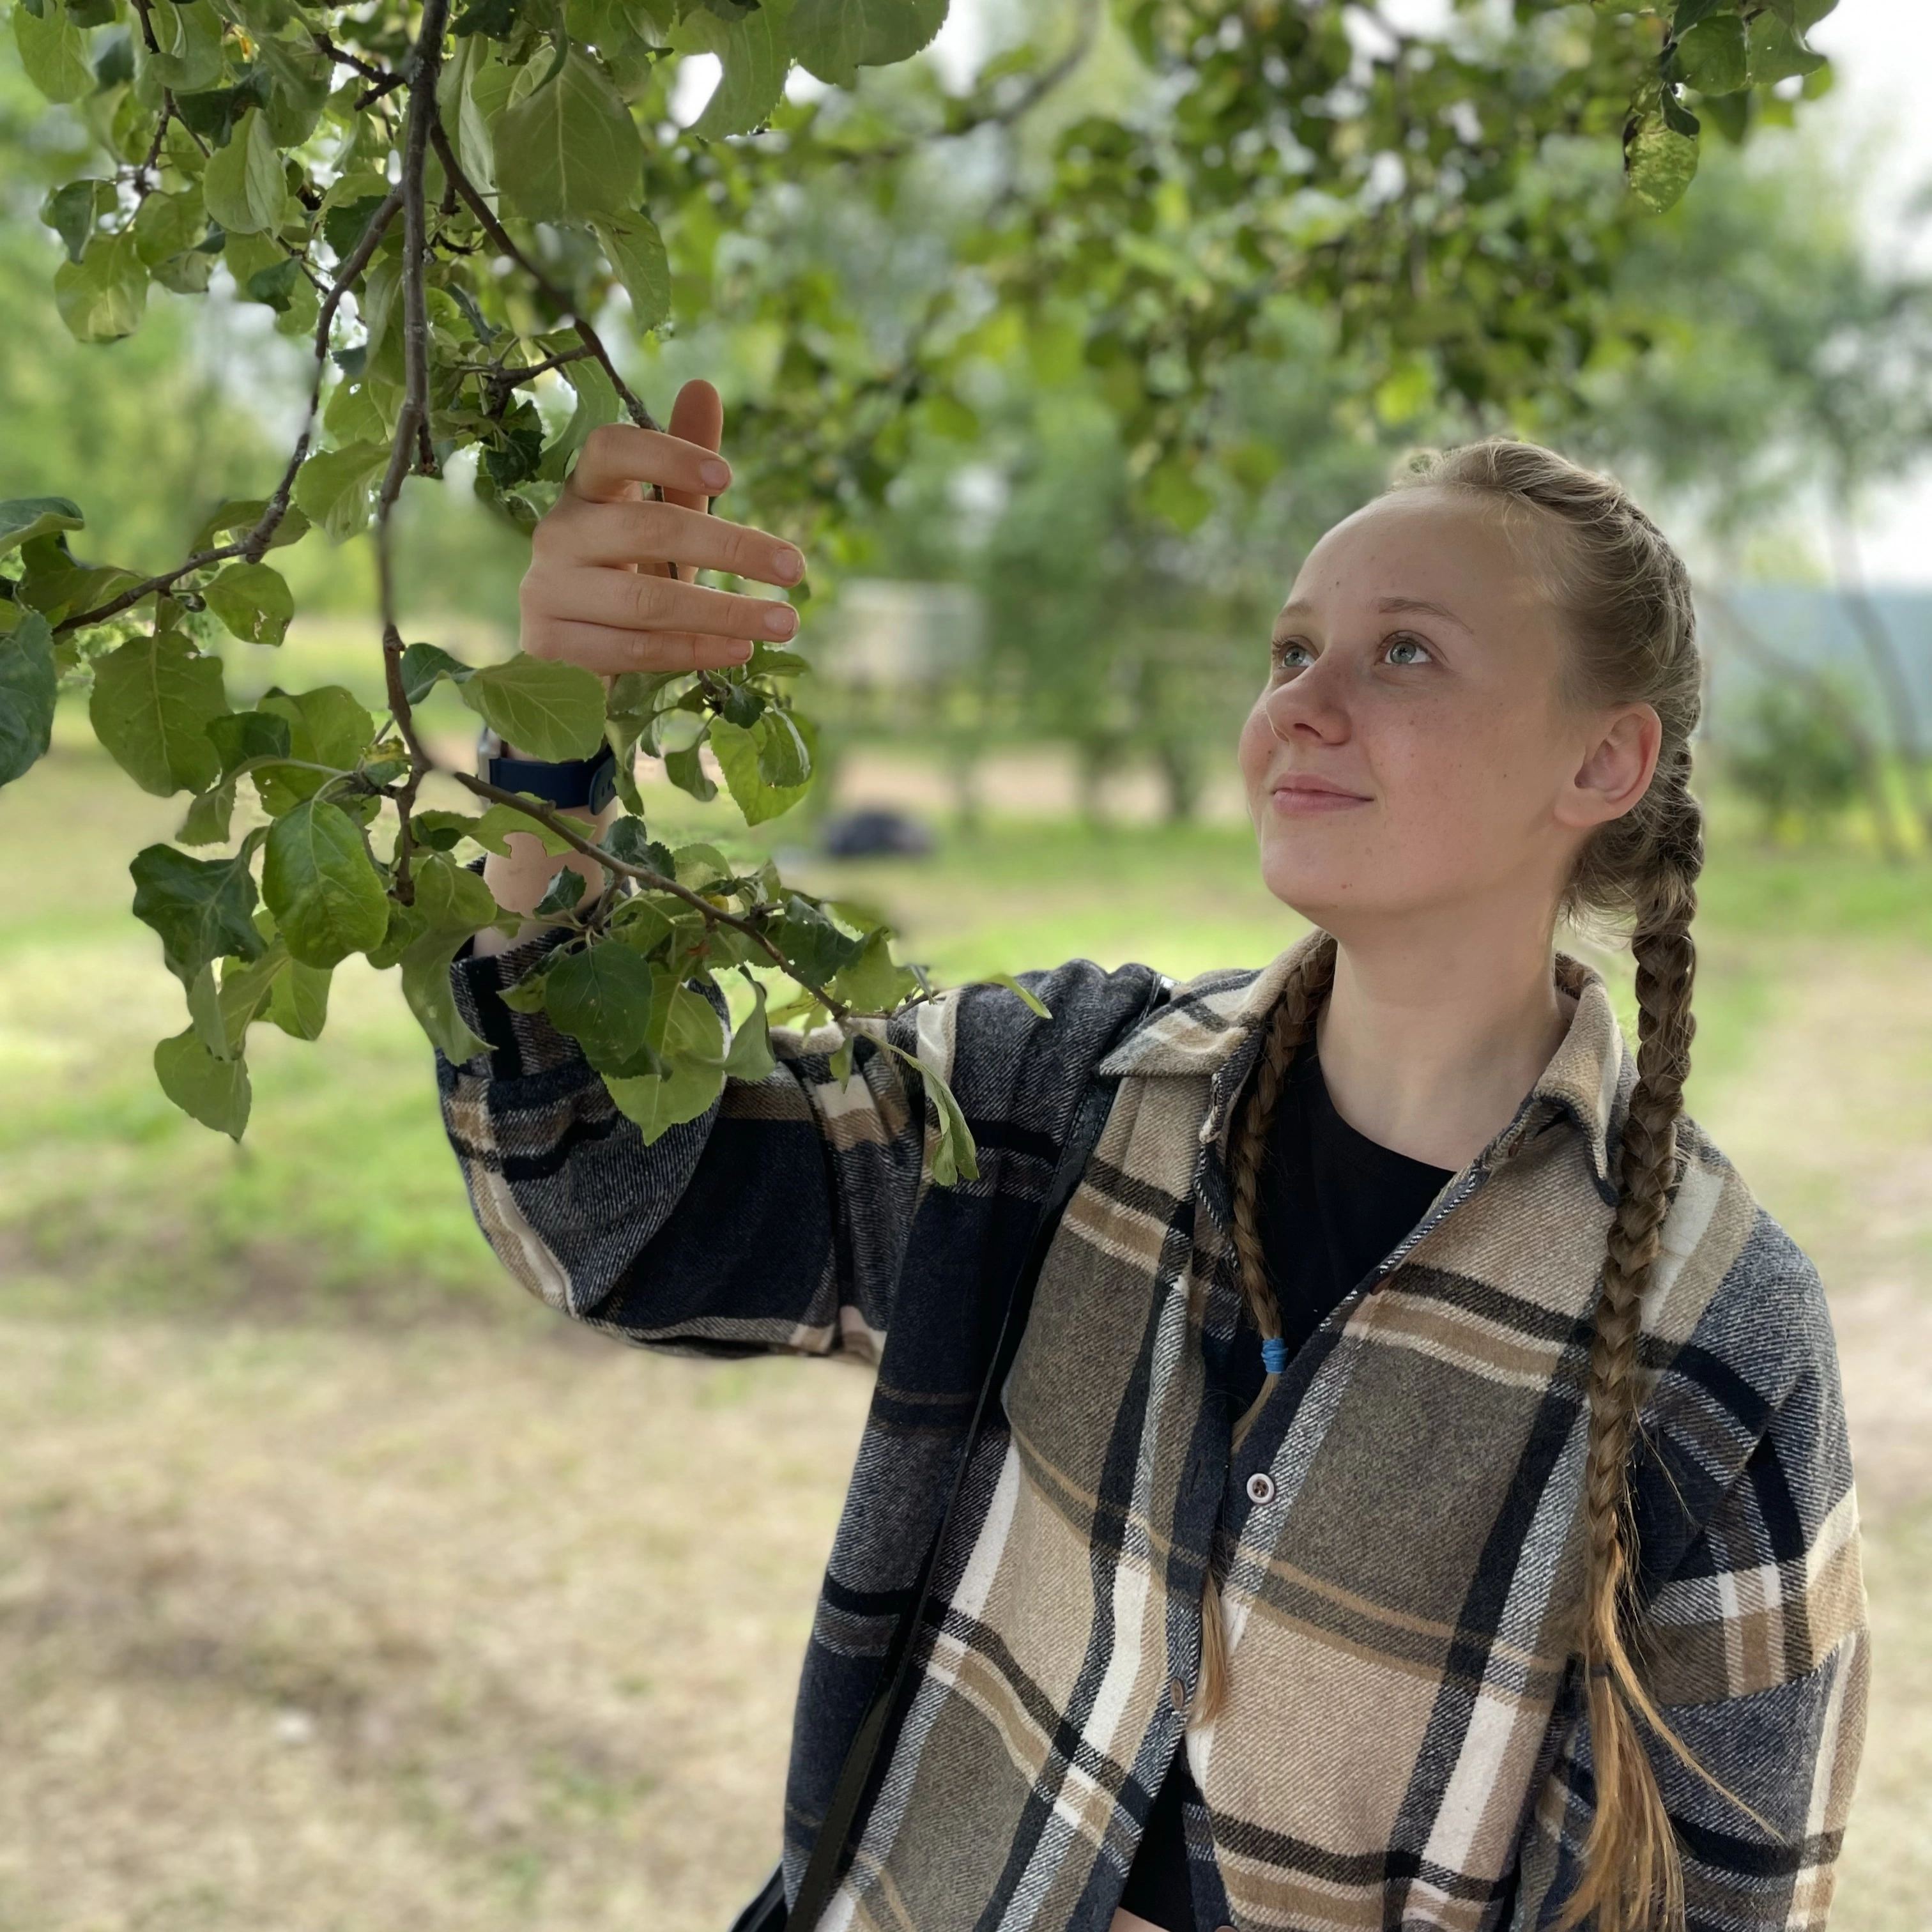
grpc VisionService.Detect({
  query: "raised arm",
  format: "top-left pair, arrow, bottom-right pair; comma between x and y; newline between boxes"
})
438,954 -> 1164,1360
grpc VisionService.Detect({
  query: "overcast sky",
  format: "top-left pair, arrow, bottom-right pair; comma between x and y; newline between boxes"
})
1806,1 -> 1932,583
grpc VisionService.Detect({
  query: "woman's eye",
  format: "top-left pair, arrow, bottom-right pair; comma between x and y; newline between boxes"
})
1384,635 -> 1431,666
1274,641 -> 1313,671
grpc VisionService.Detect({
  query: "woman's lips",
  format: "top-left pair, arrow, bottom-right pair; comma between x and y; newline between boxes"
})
1268,776 -> 1371,815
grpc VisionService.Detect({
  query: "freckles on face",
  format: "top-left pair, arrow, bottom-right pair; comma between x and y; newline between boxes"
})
1241,490 -> 1580,923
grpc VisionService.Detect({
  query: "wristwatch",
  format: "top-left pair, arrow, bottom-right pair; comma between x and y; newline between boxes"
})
476,727 -> 618,812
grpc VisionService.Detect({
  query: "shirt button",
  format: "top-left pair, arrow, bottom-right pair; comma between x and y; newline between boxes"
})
1246,1471 -> 1276,1505
1169,1675 -> 1188,1713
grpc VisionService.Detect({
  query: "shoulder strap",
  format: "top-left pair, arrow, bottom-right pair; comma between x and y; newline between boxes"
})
781,974 -> 1170,1931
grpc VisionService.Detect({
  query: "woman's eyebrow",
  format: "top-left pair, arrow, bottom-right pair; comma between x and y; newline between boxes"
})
1376,594 -> 1471,632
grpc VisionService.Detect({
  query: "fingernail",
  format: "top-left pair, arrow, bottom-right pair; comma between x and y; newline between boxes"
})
699,459 -> 730,491
772,546 -> 803,585
727,640 -> 753,663
764,604 -> 798,639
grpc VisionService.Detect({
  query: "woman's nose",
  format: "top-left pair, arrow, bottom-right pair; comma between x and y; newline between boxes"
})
1263,659 -> 1349,743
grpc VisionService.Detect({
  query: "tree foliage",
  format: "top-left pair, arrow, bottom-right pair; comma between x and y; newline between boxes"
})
0,0 -> 1837,1145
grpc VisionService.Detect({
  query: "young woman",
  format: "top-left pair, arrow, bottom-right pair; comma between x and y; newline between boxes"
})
444,381 -> 1868,1932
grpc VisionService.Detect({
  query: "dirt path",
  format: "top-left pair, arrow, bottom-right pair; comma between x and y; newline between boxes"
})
0,942 -> 1926,1932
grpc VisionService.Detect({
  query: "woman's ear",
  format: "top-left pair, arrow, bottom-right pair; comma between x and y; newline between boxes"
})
1557,703 -> 1662,831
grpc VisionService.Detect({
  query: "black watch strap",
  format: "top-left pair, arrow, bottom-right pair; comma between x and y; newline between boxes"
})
478,736 -> 618,812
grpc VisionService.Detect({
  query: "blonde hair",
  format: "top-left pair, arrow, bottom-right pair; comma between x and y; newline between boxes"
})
1208,438 -> 1710,1932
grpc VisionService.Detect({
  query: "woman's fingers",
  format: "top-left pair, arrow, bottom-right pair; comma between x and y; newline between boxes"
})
519,617 -> 758,676
542,498 -> 803,585
661,379 -> 724,514
523,565 -> 799,646
569,418 -> 731,506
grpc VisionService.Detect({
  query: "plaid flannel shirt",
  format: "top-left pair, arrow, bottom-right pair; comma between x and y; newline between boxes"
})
438,931 -> 1867,1932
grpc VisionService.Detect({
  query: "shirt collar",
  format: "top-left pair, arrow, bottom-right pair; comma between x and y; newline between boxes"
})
1097,931 -> 1627,1193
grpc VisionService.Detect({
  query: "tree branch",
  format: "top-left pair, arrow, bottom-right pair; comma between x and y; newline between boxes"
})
54,184 -> 406,635
427,116 -> 661,434
447,770 -> 825,993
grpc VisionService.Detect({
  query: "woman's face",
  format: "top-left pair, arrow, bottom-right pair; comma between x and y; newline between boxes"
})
1237,487 -> 1656,935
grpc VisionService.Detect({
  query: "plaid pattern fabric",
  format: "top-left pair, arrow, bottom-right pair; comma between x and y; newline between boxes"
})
438,931 -> 1867,1932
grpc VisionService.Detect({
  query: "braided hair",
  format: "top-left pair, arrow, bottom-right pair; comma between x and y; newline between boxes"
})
1206,441 -> 1708,1932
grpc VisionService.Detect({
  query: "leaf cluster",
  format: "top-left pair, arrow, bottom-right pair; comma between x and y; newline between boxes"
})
0,0 -> 1837,1165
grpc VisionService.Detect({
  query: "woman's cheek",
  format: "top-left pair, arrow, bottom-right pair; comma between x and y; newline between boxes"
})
1236,702 -> 1275,807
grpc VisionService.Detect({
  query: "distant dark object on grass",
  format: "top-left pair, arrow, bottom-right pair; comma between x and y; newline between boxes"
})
822,809 -> 936,860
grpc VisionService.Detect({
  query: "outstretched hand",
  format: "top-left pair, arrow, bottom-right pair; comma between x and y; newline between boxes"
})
518,378 -> 804,675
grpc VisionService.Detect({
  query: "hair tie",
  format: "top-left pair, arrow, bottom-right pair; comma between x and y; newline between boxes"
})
1261,1337 -> 1288,1375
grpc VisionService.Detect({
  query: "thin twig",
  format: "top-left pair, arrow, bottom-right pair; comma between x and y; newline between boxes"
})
448,770 -> 825,993
55,186 -> 406,634
428,117 -> 660,433
371,0 -> 454,902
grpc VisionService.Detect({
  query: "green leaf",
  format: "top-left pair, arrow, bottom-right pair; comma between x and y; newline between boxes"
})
670,0 -> 792,138
663,739 -> 716,801
176,776 -> 237,845
411,849 -> 502,933
494,50 -> 642,224
204,561 -> 293,645
772,893 -> 864,987
539,355 -> 624,483
42,178 -> 116,263
981,971 -> 1050,1018
399,641 -> 474,702
399,928 -> 490,1062
131,185 -> 210,267
292,442 -> 390,542
54,232 -> 150,344
145,0 -> 226,91
758,709 -> 812,787
205,707 -> 293,773
185,958 -> 232,1059
252,685 -> 374,811
215,939 -> 328,1050
827,928 -> 914,1012
13,0 -> 95,101
154,1028 -> 252,1139
130,840 -> 266,985
1746,11 -> 1826,84
602,981 -> 726,1138
254,29 -> 331,144
202,107 -> 287,236
533,863 -> 589,916
722,976 -> 775,1080
459,652 -> 608,761
266,954 -> 332,1039
889,1042 -> 976,1186
438,31 -> 500,192
190,497 -> 310,553
590,213 -> 670,331
0,496 -> 85,555
543,937 -> 659,1072
1625,111 -> 1699,213
1676,14 -> 1747,93
789,0 -> 945,89
411,802 -> 576,857
89,631 -> 228,795
709,714 -> 811,825
262,796 -> 390,967
0,611 -> 58,788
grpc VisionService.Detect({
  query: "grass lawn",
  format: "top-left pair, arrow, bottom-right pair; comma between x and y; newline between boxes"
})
0,735 -> 1927,1929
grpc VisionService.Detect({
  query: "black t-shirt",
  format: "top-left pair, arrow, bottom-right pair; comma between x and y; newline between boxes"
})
1116,1044 -> 1454,1930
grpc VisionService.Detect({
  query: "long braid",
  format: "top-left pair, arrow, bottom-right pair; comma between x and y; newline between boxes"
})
1197,932 -> 1336,1723
1379,440 -> 1724,1928
1556,767 -> 1702,1932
